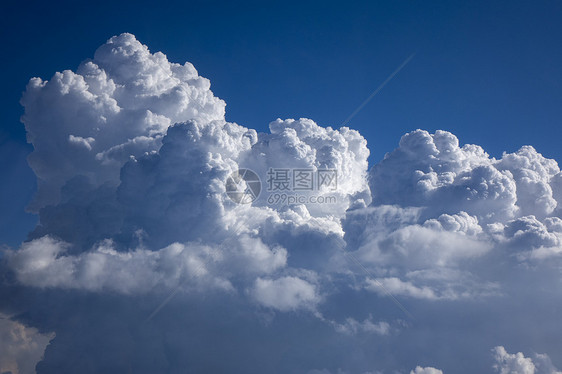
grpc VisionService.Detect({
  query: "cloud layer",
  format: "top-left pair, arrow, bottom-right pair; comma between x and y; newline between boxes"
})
2,33 -> 562,374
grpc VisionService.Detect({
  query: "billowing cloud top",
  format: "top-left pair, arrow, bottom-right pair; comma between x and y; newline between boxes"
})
2,33 -> 562,374
22,33 -> 226,212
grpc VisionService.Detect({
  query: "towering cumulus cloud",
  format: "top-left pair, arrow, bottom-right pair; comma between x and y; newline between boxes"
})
2,34 -> 562,374
21,33 -> 226,212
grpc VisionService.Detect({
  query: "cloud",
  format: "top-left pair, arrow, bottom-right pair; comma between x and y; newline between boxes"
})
365,277 -> 438,300
493,346 -> 562,374
250,276 -> 320,312
21,33 -> 226,212
410,367 -> 443,374
342,128 -> 562,304
246,118 -> 371,216
331,316 -> 390,336
7,234 -> 288,294
0,315 -> 54,374
369,130 -> 561,225
3,33 -> 562,374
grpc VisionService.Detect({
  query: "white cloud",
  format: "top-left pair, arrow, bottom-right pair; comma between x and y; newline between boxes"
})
331,316 -> 390,336
4,33 -> 562,374
21,33 -> 226,212
533,353 -> 562,374
250,276 -> 319,311
493,346 -> 536,374
8,236 -> 217,293
496,146 -> 559,218
7,234 -> 288,295
410,367 -> 444,374
0,315 -> 54,374
246,118 -> 371,217
369,129 -> 562,225
365,277 -> 438,300
68,134 -> 95,151
493,346 -> 562,374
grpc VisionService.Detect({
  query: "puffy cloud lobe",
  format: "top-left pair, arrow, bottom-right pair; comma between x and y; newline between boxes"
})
369,130 -> 562,225
370,129 -> 562,226
504,216 -> 561,249
8,236 -> 221,293
343,206 -> 494,300
493,346 -> 562,374
496,146 -> 560,218
245,118 -> 371,217
345,207 -> 489,272
377,216 -> 490,267
7,235 -> 287,294
370,130 -> 499,218
250,276 -> 319,311
0,316 -> 54,374
22,33 -> 226,212
423,211 -> 482,236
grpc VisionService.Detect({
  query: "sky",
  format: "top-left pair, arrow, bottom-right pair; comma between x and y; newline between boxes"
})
1,1 -> 562,374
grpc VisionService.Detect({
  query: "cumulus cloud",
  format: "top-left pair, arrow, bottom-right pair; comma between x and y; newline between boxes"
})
493,346 -> 562,374
410,367 -> 443,374
251,276 -> 320,312
7,234 -> 289,294
3,33 -> 562,374
368,129 -> 562,235
0,315 -> 54,374
246,118 -> 371,216
341,128 -> 562,304
21,33 -> 226,212
369,129 -> 562,225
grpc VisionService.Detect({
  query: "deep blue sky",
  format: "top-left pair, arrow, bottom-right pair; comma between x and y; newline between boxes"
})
1,0 -> 562,246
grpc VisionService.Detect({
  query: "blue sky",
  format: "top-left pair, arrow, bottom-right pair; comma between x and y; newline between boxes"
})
2,3 -> 562,373
2,1 -> 562,246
